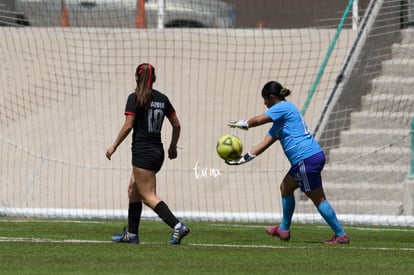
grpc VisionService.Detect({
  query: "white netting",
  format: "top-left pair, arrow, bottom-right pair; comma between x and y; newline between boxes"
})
0,0 -> 413,226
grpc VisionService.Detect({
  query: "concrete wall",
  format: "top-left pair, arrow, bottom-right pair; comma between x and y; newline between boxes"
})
0,27 -> 354,217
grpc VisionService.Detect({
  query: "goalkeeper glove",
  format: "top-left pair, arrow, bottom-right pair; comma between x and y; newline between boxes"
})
225,152 -> 256,165
228,120 -> 249,130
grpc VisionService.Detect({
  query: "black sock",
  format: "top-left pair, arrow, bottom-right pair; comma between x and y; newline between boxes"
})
153,201 -> 179,229
128,202 -> 142,235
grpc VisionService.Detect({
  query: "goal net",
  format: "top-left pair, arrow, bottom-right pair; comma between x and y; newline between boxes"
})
0,0 -> 413,226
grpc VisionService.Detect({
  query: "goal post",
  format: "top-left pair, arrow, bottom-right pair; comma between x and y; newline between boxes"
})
1,0 -> 413,226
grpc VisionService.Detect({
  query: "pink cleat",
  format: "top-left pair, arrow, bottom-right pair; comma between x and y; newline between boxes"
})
323,233 -> 350,244
265,225 -> 290,241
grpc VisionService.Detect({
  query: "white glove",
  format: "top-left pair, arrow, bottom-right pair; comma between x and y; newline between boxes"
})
228,120 -> 249,130
225,152 -> 256,165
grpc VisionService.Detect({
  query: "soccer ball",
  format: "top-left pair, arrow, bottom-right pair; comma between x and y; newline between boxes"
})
216,134 -> 243,161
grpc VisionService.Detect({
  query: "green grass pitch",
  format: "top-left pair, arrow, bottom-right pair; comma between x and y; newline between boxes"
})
1,219 -> 413,274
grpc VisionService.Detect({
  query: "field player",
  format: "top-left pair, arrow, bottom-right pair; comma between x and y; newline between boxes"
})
226,80 -> 349,244
106,63 -> 189,245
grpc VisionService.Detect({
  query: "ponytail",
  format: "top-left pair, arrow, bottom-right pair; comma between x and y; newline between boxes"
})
135,63 -> 156,107
261,81 -> 291,100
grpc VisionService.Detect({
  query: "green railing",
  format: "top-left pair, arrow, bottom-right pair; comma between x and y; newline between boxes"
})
409,117 -> 414,179
300,0 -> 354,116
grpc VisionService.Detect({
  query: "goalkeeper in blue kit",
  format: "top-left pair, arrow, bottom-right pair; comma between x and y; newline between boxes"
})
227,81 -> 349,244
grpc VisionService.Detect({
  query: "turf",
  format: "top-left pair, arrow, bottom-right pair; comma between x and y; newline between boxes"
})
0,219 -> 413,274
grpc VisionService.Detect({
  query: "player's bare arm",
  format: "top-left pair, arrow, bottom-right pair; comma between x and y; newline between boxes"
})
247,114 -> 272,128
249,135 -> 277,156
167,114 -> 181,159
228,114 -> 272,130
106,115 -> 135,160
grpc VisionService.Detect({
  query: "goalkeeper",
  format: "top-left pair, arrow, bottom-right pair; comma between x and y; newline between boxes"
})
227,81 -> 349,245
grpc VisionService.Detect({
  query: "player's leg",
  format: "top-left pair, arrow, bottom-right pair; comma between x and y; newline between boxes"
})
133,166 -> 189,244
132,166 -> 161,209
306,188 -> 349,244
301,152 -> 349,244
306,187 -> 344,235
266,173 -> 298,240
112,172 -> 141,244
279,174 -> 299,230
131,147 -> 178,226
127,172 -> 143,235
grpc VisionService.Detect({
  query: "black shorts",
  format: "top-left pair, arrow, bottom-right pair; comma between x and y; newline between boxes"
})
131,145 -> 164,172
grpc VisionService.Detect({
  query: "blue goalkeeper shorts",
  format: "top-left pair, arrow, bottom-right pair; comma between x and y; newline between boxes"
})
287,151 -> 325,193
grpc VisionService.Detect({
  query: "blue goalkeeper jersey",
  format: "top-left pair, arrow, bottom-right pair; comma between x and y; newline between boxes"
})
264,101 -> 322,166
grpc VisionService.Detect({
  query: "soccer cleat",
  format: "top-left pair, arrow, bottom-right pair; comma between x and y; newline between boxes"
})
323,233 -> 350,245
111,227 -> 139,244
169,223 -> 190,245
265,225 -> 291,241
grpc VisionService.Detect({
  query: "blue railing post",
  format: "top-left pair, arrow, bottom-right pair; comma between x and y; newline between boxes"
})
408,117 -> 414,179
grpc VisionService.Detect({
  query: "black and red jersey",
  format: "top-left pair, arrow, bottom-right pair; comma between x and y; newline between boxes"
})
124,89 -> 176,147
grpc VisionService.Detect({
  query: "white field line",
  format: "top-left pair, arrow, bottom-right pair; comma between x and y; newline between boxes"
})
2,209 -> 414,226
0,237 -> 108,243
2,220 -> 414,232
0,219 -> 108,224
0,236 -> 413,252
2,219 -> 414,232
211,223 -> 414,232
188,243 -> 414,252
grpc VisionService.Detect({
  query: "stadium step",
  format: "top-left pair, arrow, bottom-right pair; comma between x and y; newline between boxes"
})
337,128 -> 410,148
401,28 -> 414,44
371,76 -> 414,95
323,164 -> 408,184
322,182 -> 404,201
361,93 -> 414,112
350,111 -> 413,130
296,200 -> 403,215
321,28 -> 414,218
328,146 -> 410,165
392,43 -> 414,58
381,59 -> 414,77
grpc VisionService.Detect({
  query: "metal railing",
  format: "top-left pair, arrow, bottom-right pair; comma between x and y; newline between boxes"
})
409,117 -> 414,178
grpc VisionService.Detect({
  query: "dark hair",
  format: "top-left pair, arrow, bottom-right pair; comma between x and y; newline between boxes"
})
135,63 -> 156,107
261,81 -> 291,100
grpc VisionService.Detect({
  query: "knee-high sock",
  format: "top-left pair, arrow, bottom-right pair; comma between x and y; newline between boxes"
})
154,201 -> 179,229
317,200 -> 345,236
128,202 -> 142,235
280,195 -> 295,231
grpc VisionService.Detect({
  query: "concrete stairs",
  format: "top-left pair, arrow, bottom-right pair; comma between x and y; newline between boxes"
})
298,29 -> 414,216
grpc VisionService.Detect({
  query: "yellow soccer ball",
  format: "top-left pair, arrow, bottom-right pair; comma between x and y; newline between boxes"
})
216,134 -> 243,161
